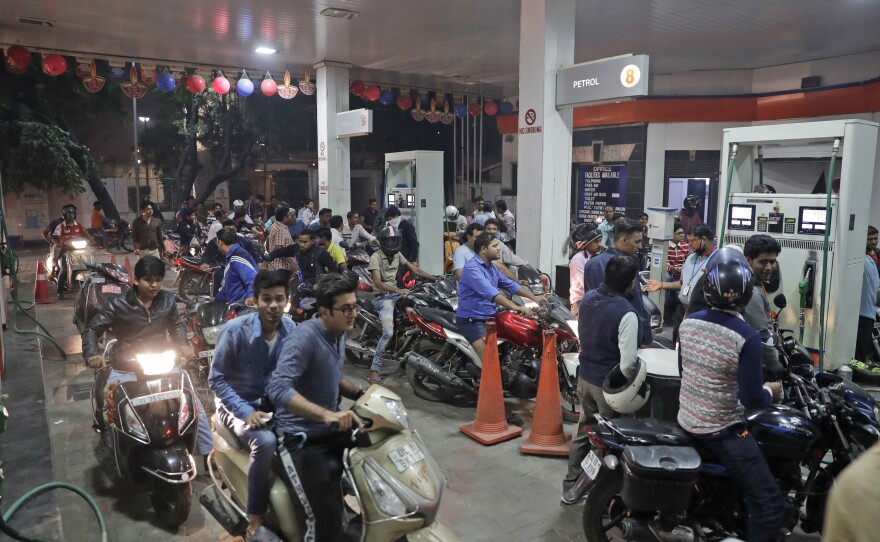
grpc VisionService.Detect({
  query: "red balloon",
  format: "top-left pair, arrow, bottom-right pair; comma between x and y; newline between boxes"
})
261,78 -> 277,96
212,75 -> 231,94
350,81 -> 365,97
187,74 -> 206,93
484,101 -> 498,116
468,103 -> 482,117
42,54 -> 67,76
363,85 -> 380,101
5,46 -> 32,72
397,95 -> 413,110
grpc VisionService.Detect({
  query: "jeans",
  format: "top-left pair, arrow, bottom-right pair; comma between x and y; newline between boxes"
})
217,404 -> 276,515
563,376 -> 618,491
855,316 -> 877,362
57,252 -> 69,292
697,427 -> 785,542
100,368 -> 213,455
370,294 -> 399,372
282,433 -> 346,542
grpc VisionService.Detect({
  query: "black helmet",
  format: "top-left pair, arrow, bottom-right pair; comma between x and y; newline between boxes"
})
61,204 -> 77,218
375,225 -> 402,257
568,223 -> 602,253
703,246 -> 754,310
684,195 -> 701,210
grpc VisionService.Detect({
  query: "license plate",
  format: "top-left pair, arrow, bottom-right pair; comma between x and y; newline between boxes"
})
582,450 -> 602,480
198,349 -> 214,359
130,390 -> 181,406
101,284 -> 122,294
388,442 -> 425,473
92,277 -> 105,284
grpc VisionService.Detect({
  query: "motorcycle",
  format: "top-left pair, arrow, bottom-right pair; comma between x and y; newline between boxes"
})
405,295 -> 582,422
103,217 -> 134,252
200,384 -> 459,542
578,353 -> 880,541
73,263 -> 132,335
48,236 -> 97,292
91,339 -> 199,529
174,255 -> 218,302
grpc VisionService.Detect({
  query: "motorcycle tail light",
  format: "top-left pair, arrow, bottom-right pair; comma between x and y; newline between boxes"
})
540,275 -> 550,293
225,310 -> 236,321
583,425 -> 608,455
358,280 -> 373,292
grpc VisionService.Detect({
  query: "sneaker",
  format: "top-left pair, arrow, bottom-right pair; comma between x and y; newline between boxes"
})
560,475 -> 592,505
245,525 -> 282,542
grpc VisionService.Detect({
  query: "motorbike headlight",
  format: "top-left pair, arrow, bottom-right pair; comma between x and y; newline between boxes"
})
381,397 -> 409,430
122,402 -> 148,441
363,461 -> 411,517
135,350 -> 176,375
178,390 -> 193,433
201,325 -> 223,346
70,239 -> 88,249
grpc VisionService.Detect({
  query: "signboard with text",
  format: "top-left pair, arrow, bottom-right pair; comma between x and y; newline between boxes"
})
557,54 -> 649,107
575,164 -> 628,222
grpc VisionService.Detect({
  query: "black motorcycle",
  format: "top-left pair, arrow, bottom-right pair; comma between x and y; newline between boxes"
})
92,339 -> 199,529
579,365 -> 880,541
103,217 -> 134,252
73,263 -> 132,335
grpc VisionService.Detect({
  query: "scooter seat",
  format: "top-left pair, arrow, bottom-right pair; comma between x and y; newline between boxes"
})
415,306 -> 459,334
211,413 -> 245,451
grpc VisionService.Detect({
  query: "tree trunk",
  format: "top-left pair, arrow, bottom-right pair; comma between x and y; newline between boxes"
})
195,136 -> 259,204
175,97 -> 202,206
86,176 -> 122,221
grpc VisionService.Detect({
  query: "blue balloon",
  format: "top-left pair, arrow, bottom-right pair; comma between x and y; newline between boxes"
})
454,103 -> 468,118
236,77 -> 254,97
379,89 -> 394,105
499,101 -> 514,115
157,72 -> 176,92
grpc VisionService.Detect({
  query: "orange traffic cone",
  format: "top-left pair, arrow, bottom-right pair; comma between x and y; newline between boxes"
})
460,320 -> 523,445
110,254 -> 117,266
34,261 -> 56,304
521,329 -> 573,455
124,256 -> 133,279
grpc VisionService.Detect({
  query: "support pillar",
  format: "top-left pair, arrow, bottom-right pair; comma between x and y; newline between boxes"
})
314,61 -> 352,214
516,0 -> 576,272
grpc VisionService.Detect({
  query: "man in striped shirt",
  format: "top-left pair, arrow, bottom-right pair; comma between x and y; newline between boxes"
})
678,247 -> 784,542
266,206 -> 296,272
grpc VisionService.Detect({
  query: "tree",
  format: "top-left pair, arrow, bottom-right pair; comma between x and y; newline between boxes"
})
0,59 -> 128,219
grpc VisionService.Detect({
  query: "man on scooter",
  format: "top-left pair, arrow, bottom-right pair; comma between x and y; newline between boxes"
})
81,256 -> 214,458
54,204 -> 90,296
209,270 -> 293,542
267,274 -> 365,542
457,232 -> 544,367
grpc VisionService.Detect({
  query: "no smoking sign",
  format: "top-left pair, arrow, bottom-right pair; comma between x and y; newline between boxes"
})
519,108 -> 542,134
524,109 -> 537,126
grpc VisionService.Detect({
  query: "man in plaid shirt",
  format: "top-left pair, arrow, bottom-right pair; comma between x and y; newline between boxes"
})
267,206 -> 296,272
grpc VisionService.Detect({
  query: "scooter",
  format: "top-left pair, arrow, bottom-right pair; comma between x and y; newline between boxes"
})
48,236 -> 96,291
91,339 -> 199,529
200,384 -> 459,542
73,263 -> 132,334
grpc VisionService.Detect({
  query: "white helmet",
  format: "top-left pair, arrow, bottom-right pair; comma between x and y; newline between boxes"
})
602,359 -> 651,414
233,199 -> 244,208
445,205 -> 459,220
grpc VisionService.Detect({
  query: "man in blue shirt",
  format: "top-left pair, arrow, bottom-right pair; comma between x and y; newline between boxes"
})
584,219 -> 653,346
267,274 -> 364,542
457,232 -> 543,363
209,270 -> 293,542
452,222 -> 483,279
856,225 -> 880,361
215,227 -> 257,304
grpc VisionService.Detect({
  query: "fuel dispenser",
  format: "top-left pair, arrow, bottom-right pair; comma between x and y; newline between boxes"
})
718,120 -> 879,369
382,151 -> 444,275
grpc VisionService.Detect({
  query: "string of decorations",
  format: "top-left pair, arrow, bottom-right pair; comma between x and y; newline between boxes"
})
4,45 -> 517,121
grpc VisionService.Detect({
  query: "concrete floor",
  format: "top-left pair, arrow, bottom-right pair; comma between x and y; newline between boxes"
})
0,248 -> 829,541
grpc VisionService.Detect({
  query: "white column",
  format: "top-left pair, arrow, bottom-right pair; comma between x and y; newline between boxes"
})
314,61 -> 352,214
516,0 -> 576,272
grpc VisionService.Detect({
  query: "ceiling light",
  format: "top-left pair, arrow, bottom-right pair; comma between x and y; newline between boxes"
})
320,7 -> 359,19
255,46 -> 277,55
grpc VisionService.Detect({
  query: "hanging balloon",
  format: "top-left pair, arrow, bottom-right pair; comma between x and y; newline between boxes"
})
82,60 -> 106,93
484,101 -> 498,116
212,71 -> 231,94
4,46 -> 32,73
350,80 -> 365,97
156,71 -> 176,92
277,71 -> 299,99
396,95 -> 413,111
42,54 -> 67,76
236,70 -> 254,96
298,69 -> 315,95
364,85 -> 380,101
499,101 -> 514,115
261,72 -> 277,96
379,89 -> 394,106
453,103 -> 468,118
468,103 -> 482,117
187,74 -> 206,93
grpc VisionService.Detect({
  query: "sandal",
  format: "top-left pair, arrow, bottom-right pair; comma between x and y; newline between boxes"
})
364,375 -> 384,385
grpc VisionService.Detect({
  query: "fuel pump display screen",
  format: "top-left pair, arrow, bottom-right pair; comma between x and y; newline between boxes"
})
387,193 -> 397,207
798,206 -> 831,235
727,204 -> 756,230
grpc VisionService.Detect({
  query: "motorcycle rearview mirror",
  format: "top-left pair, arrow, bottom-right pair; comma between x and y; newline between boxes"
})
774,294 -> 787,309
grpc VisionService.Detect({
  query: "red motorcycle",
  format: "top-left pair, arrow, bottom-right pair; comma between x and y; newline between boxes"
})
404,295 -> 581,422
